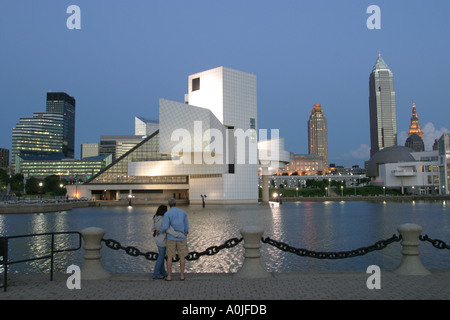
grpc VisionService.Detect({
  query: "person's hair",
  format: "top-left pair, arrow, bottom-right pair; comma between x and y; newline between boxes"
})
168,198 -> 176,207
154,205 -> 167,217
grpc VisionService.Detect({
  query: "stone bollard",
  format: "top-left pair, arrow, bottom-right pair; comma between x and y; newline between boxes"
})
394,223 -> 431,276
80,227 -> 111,280
235,226 -> 271,278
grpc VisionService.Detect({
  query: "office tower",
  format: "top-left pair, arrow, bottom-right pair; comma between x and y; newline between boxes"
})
0,148 -> 9,170
81,143 -> 99,159
308,104 -> 328,170
46,92 -> 76,158
405,134 -> 425,152
11,112 -> 67,172
369,54 -> 397,157
99,135 -> 144,161
407,103 -> 424,139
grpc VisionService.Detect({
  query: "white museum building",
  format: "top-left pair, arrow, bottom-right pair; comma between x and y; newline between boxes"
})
66,66 -> 289,204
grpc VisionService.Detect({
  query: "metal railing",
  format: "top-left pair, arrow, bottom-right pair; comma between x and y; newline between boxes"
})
0,231 -> 82,292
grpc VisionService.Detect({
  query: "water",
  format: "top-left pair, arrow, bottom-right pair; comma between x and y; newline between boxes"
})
1,200 -> 449,274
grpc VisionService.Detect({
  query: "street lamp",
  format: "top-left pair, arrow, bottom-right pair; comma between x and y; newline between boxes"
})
383,186 -> 386,196
296,187 -> 298,197
341,185 -> 343,197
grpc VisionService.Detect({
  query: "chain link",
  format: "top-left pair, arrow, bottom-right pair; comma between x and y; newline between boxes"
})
102,231 -> 448,264
261,234 -> 402,259
101,237 -> 243,262
419,235 -> 450,250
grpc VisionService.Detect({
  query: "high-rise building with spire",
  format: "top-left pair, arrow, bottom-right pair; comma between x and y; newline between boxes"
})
369,54 -> 397,157
407,103 -> 424,138
308,104 -> 328,170
405,103 -> 425,152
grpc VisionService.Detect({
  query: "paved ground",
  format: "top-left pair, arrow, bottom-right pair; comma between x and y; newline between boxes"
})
1,270 -> 449,300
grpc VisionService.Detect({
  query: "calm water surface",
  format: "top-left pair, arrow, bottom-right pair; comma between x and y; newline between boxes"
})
1,200 -> 449,274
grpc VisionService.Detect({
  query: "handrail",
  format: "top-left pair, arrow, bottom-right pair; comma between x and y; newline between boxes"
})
0,231 -> 82,292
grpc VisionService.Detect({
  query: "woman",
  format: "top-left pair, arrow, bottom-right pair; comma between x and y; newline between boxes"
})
151,205 -> 184,279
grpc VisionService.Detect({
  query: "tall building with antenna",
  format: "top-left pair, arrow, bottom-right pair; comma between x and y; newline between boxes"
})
369,54 -> 397,157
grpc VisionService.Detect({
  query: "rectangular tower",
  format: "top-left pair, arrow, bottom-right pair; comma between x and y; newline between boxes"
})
369,54 -> 397,157
11,112 -> 66,172
186,66 -> 258,202
46,92 -> 76,158
308,104 -> 328,170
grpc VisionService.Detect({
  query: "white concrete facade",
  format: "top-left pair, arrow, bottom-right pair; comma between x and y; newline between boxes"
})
183,67 -> 259,203
67,66 -> 288,204
377,151 -> 441,195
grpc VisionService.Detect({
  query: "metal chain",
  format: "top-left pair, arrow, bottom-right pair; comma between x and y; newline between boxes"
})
261,234 -> 402,259
102,232 -> 448,264
419,235 -> 450,250
101,237 -> 243,262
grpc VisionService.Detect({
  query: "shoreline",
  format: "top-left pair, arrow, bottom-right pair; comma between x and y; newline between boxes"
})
0,195 -> 449,214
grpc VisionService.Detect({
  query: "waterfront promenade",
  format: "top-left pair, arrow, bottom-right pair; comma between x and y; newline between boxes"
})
1,270 -> 450,300
1,195 -> 449,214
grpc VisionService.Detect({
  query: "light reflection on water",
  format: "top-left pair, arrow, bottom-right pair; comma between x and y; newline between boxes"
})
0,201 -> 449,274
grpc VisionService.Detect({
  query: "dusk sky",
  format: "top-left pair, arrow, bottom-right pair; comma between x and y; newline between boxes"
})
1,1 -> 449,167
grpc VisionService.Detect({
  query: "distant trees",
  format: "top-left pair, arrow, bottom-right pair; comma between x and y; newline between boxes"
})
0,169 -> 66,196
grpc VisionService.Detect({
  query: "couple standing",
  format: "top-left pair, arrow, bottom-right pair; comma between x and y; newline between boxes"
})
152,198 -> 189,281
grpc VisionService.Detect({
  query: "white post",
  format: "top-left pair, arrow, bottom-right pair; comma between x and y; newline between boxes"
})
80,227 -> 111,280
235,226 -> 271,278
394,223 -> 431,275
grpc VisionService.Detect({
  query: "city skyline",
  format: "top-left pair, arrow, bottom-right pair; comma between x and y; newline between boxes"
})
1,1 -> 449,168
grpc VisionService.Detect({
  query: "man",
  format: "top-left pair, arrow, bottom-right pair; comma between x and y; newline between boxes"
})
158,198 -> 189,281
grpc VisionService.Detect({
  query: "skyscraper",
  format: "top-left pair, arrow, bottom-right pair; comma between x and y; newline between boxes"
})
405,103 -> 425,152
407,103 -> 424,139
308,104 -> 328,170
11,92 -> 75,173
46,92 -> 76,158
369,54 -> 397,157
11,112 -> 67,172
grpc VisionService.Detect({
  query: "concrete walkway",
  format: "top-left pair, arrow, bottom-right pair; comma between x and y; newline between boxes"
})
1,270 -> 449,300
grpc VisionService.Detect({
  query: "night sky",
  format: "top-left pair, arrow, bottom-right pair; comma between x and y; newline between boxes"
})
1,0 -> 449,167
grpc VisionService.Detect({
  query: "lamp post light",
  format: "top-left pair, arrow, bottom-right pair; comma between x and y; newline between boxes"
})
296,187 -> 298,197
325,187 -> 328,197
383,186 -> 386,196
341,185 -> 343,197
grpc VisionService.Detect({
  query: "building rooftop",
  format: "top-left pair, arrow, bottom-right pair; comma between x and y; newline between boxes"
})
366,146 -> 415,177
372,54 -> 390,72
